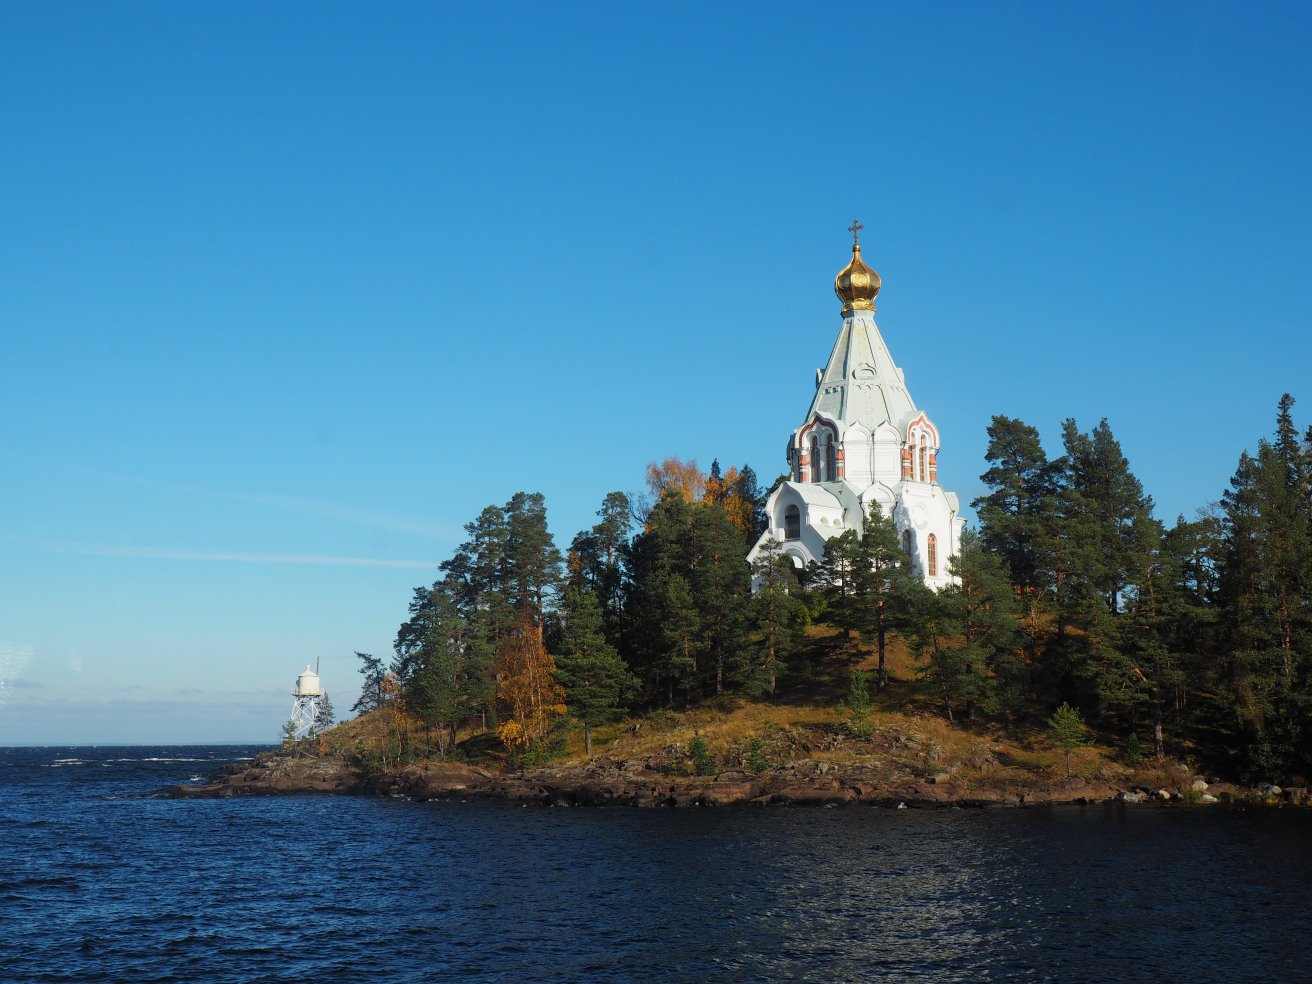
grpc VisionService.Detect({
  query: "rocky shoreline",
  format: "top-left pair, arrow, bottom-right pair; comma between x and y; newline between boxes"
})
157,750 -> 1302,809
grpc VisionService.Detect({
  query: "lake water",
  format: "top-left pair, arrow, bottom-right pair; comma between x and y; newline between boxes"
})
4,745 -> 1311,982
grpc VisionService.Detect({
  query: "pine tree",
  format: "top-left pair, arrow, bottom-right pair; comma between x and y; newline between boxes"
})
440,505 -> 513,645
973,415 -> 1059,602
404,584 -> 489,757
568,491 -> 632,643
1217,395 -> 1312,778
813,528 -> 864,643
916,531 -> 1022,722
351,651 -> 388,714
746,537 -> 807,696
1048,702 -> 1087,776
313,691 -> 335,734
690,503 -> 750,695
1053,419 -> 1158,720
504,491 -> 565,628
555,588 -> 638,757
623,491 -> 702,704
853,505 -> 924,691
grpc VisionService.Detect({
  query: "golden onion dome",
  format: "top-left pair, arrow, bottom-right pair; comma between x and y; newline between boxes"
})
834,227 -> 880,314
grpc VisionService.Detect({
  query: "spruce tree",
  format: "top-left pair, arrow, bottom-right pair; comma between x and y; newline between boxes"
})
623,491 -> 701,704
568,491 -> 632,645
853,505 -> 923,691
313,691 -> 335,734
690,503 -> 750,695
917,530 -> 1022,722
973,415 -> 1059,601
351,651 -> 388,714
746,537 -> 807,696
404,584 -> 487,757
1048,702 -> 1087,776
1218,395 -> 1312,778
555,588 -> 638,757
504,491 -> 565,627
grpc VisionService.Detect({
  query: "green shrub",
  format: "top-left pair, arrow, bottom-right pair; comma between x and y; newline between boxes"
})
846,670 -> 871,712
847,717 -> 875,740
745,737 -> 769,773
1121,732 -> 1143,768
690,731 -> 715,776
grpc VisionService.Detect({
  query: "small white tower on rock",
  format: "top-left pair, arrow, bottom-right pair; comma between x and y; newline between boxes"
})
289,665 -> 322,740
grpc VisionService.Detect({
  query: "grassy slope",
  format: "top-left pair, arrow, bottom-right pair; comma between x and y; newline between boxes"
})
315,626 -> 1205,793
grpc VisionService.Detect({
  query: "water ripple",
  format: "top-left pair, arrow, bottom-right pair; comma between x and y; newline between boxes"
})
2,746 -> 1311,982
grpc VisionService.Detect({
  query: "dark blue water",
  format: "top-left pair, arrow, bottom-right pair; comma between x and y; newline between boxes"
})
4,746 -> 1312,982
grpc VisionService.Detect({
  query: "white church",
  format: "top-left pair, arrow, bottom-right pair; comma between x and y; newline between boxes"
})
747,225 -> 964,589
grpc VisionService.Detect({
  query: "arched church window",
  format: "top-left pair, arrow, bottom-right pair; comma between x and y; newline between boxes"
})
902,529 -> 912,555
809,436 -> 821,483
919,435 -> 928,483
784,505 -> 801,541
825,439 -> 837,481
927,533 -> 938,576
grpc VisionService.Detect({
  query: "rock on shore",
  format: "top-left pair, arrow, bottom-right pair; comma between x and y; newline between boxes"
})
160,752 -> 1144,807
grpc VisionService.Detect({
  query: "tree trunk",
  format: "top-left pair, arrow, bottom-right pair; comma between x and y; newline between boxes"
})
1153,707 -> 1164,758
877,621 -> 888,691
585,724 -> 592,759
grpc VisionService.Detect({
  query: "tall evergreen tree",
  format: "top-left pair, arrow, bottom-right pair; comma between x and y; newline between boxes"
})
690,503 -> 750,694
313,691 -> 335,735
440,504 -> 513,645
623,491 -> 701,704
973,415 -> 1059,601
1218,395 -> 1312,778
567,491 -> 631,640
504,491 -> 565,627
746,538 -> 807,696
732,465 -> 768,542
817,505 -> 923,690
351,651 -> 388,714
403,583 -> 493,756
916,531 -> 1023,722
555,588 -> 638,756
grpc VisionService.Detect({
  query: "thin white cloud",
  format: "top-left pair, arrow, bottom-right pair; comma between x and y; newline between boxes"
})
170,484 -> 460,540
0,452 -> 459,540
1,535 -> 436,569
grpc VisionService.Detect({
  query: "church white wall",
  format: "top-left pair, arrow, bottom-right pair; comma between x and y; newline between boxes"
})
750,483 -> 841,572
841,425 -> 873,487
747,478 -> 963,590
895,483 -> 961,590
872,424 -> 902,487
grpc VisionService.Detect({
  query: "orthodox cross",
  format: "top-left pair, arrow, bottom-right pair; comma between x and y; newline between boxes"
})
848,218 -> 864,246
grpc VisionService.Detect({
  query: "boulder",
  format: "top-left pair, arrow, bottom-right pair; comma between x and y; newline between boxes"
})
1118,791 -> 1142,803
1200,793 -> 1219,804
1190,779 -> 1209,792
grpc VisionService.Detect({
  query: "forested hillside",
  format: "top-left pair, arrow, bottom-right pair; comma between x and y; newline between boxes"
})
343,397 -> 1312,784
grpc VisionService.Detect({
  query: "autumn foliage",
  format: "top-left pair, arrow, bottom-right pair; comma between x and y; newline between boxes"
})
495,612 -> 567,750
645,457 -> 759,538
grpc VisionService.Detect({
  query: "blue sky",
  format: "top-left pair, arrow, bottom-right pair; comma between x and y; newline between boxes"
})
3,2 -> 1310,743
